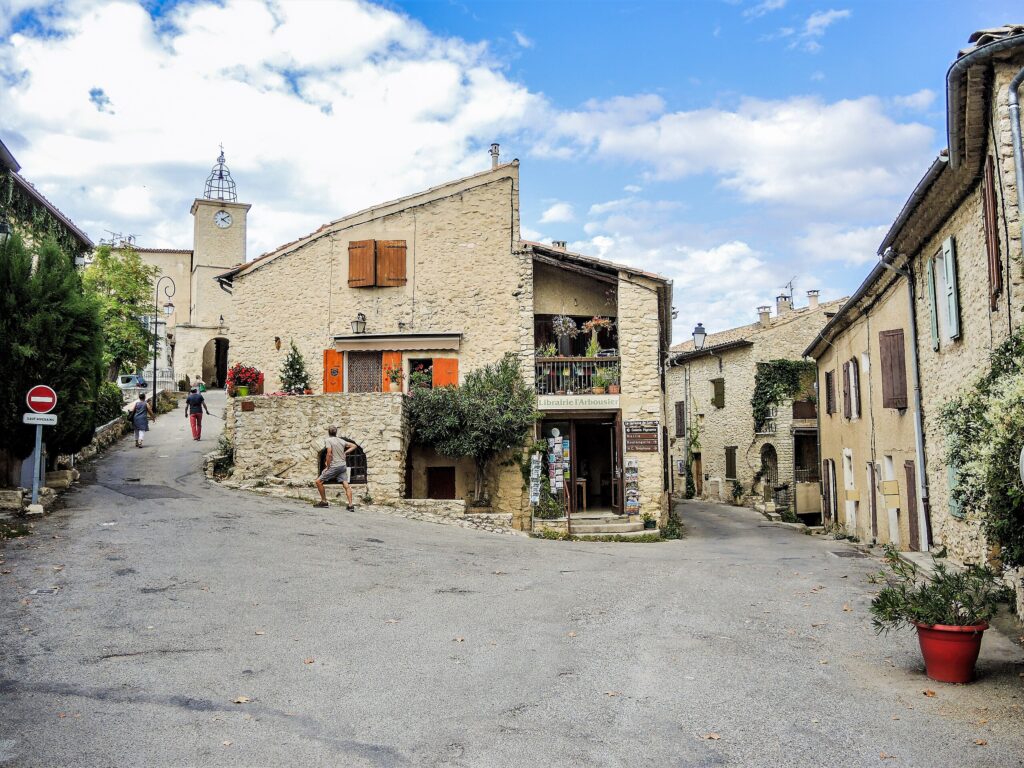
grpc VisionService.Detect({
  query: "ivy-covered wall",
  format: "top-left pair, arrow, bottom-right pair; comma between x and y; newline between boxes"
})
0,168 -> 90,259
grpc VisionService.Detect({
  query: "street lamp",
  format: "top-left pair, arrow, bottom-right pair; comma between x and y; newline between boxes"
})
692,323 -> 707,351
351,312 -> 367,334
153,275 -> 176,407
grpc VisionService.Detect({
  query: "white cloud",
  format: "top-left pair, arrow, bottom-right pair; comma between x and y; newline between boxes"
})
0,0 -> 539,254
513,30 -> 532,48
794,9 -> 850,52
744,0 -> 786,19
539,201 -> 575,223
893,89 -> 936,111
623,184 -> 642,193
810,71 -> 825,82
547,94 -> 933,216
793,223 -> 889,266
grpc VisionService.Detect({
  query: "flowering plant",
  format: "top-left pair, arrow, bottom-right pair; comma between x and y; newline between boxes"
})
551,315 -> 579,340
226,363 -> 264,390
582,316 -> 612,334
385,364 -> 404,384
409,363 -> 433,389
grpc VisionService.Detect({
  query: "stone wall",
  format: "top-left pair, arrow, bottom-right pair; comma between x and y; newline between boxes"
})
617,274 -> 668,520
226,393 -> 407,501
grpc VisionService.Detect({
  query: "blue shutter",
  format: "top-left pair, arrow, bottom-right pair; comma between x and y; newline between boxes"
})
942,237 -> 960,340
925,257 -> 939,350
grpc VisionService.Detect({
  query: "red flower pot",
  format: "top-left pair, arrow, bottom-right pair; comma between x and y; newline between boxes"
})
913,622 -> 987,683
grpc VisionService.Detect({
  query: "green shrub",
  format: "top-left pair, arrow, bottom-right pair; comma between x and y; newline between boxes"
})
95,381 -> 124,425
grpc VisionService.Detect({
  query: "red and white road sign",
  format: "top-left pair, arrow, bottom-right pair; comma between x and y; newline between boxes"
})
26,385 -> 58,414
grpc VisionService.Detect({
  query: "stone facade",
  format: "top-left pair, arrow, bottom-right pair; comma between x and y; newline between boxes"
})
226,393 -> 407,502
667,295 -> 844,512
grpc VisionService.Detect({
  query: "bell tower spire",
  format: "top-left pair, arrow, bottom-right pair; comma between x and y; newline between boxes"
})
203,144 -> 238,202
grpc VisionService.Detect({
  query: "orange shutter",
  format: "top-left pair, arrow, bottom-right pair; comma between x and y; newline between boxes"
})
376,240 -> 407,287
432,358 -> 459,387
348,240 -> 376,287
382,351 -> 403,391
323,350 -> 344,393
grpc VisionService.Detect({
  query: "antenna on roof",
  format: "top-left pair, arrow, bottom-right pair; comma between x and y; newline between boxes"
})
781,275 -> 796,298
100,230 -> 135,247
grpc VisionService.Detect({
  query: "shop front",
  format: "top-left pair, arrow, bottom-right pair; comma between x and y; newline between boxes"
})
538,411 -> 623,516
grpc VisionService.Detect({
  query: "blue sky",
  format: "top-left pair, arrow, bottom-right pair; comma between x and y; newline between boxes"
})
1,0 -> 1020,340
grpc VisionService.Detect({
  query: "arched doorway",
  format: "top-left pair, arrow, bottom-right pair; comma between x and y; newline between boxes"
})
760,444 -> 779,502
317,440 -> 368,485
202,337 -> 229,388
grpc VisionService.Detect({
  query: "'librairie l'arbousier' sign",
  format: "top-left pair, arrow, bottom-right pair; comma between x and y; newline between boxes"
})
624,420 -> 659,452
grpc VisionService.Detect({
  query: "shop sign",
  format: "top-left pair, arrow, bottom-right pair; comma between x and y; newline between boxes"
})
538,394 -> 619,411
624,419 -> 659,452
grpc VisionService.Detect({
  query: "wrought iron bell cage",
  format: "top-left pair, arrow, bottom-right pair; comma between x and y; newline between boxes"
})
203,148 -> 238,202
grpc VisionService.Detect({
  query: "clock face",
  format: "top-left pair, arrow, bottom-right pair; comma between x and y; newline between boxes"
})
214,210 -> 232,229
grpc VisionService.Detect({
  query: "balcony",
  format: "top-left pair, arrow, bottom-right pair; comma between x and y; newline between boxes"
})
535,356 -> 620,396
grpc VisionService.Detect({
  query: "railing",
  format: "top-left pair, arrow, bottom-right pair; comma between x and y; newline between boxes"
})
792,400 -> 817,419
756,407 -> 778,435
794,467 -> 820,483
535,357 -> 620,395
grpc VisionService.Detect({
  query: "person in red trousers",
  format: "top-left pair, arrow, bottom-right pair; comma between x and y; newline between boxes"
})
185,386 -> 211,440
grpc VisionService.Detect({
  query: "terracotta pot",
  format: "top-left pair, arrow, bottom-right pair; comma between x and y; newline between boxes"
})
607,384 -> 620,395
913,621 -> 987,683
592,386 -> 606,395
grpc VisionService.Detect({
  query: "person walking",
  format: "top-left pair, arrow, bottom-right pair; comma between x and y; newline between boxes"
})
185,386 -> 211,441
195,376 -> 206,393
314,426 -> 356,510
131,392 -> 155,448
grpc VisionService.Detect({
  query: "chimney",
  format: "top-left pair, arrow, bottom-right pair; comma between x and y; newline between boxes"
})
489,143 -> 500,168
776,294 -> 793,315
807,289 -> 820,309
552,240 -> 567,249
757,305 -> 771,327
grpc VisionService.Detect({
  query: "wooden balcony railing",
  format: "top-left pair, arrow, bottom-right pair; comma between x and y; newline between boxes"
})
535,356 -> 620,395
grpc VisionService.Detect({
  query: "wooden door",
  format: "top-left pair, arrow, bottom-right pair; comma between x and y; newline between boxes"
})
323,350 -> 344,393
611,412 -> 623,513
427,467 -> 456,500
693,453 -> 703,496
905,461 -> 920,550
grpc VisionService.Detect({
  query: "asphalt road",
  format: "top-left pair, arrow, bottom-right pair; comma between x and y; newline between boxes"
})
1,391 -> 1023,767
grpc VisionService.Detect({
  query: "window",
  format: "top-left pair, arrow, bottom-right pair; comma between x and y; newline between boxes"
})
711,378 -> 725,409
674,401 -> 686,437
348,239 -> 408,288
348,351 -> 383,392
409,358 -> 434,389
725,447 -> 737,480
318,440 -> 367,484
983,156 -> 1003,309
925,237 -> 960,349
843,358 -> 860,420
824,370 -> 836,415
878,329 -> 908,409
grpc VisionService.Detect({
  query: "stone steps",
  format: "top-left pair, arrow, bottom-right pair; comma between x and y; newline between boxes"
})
570,527 -> 660,539
568,520 -> 645,533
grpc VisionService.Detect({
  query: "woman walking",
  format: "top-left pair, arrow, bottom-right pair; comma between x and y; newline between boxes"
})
131,392 -> 155,448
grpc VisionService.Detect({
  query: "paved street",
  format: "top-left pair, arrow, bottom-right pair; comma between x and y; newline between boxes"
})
1,394 -> 1023,768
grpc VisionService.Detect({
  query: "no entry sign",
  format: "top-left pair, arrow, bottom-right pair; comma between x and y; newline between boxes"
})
26,385 -> 58,414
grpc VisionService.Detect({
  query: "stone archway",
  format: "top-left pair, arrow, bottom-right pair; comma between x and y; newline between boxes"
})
760,444 -> 779,502
202,337 -> 229,388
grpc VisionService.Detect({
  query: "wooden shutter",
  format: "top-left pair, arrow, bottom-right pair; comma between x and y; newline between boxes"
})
725,447 -> 737,480
824,371 -> 835,415
983,156 -> 1003,309
348,240 -> 376,287
905,460 -> 919,551
925,257 -> 939,350
942,237 -> 960,340
879,330 -> 908,409
712,378 -> 725,408
432,358 -> 459,387
842,362 -> 852,419
323,349 -> 344,393
376,240 -> 408,287
822,460 -> 832,522
850,358 -> 861,418
382,351 -> 403,391
674,401 -> 686,437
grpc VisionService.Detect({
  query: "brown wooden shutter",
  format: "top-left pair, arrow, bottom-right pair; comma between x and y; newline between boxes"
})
822,460 -> 832,522
376,240 -> 408,287
983,156 -> 1002,309
712,378 -> 725,408
842,362 -> 851,419
824,371 -> 835,415
674,401 -> 686,437
348,240 -> 376,287
904,460 -> 919,551
879,329 -> 908,409
725,447 -> 737,480
851,358 -> 861,417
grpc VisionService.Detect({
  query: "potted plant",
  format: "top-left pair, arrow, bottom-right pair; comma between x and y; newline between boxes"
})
535,342 -> 556,358
385,364 -> 404,393
226,363 -> 264,397
409,364 -> 433,390
601,364 -> 621,395
551,314 -> 579,358
641,512 -> 657,530
593,366 -> 617,395
870,544 -> 1007,683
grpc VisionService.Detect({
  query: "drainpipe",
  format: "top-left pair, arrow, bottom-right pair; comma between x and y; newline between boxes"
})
1009,65 -> 1024,272
880,248 -> 930,551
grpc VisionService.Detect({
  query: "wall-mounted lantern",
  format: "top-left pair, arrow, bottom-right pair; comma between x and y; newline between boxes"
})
351,312 -> 367,334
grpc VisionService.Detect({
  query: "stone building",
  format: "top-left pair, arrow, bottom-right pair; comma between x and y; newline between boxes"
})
219,151 -> 673,529
667,292 -> 845,519
111,151 -> 249,389
805,26 -> 1024,561
804,271 -> 921,549
0,137 -> 92,258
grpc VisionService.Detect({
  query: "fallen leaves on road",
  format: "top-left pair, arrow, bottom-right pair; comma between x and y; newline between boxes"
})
811,622 -> 828,628
232,696 -> 250,704
604,691 -> 620,697
385,619 -> 400,624
453,637 -> 464,643
493,570 -> 507,575
222,741 -> 232,747
254,630 -> 265,636
52,565 -> 64,572
974,739 -> 988,746
818,659 -> 829,665
303,658 -> 315,665
923,690 -> 937,697
842,604 -> 851,612
2,569 -> 13,574
567,632 -> 577,638
702,733 -> 721,740
879,752 -> 896,760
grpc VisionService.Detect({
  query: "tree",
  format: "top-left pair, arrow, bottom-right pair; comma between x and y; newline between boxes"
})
407,353 -> 537,503
82,245 -> 157,381
0,235 -> 104,484
279,340 -> 311,392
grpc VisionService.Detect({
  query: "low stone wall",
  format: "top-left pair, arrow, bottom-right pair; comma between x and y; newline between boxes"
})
226,393 -> 408,502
